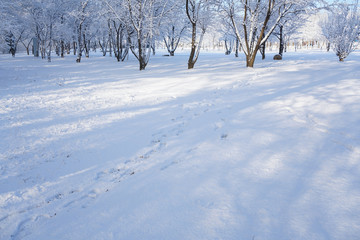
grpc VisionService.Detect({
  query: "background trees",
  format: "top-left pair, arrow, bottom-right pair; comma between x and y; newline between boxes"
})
0,0 -> 359,68
222,0 -> 320,67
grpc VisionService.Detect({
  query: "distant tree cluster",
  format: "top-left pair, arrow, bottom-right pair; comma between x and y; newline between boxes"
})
0,0 -> 358,69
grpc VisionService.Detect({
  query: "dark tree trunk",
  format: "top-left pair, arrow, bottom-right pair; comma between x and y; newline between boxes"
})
188,22 -> 197,69
73,42 -> 77,55
47,22 -> 53,62
138,38 -> 146,70
60,40 -> 65,58
235,38 -> 239,57
83,33 -> 89,58
108,22 -> 113,57
279,25 -> 284,56
260,41 -> 266,60
34,27 -> 40,57
225,39 -> 232,55
164,25 -> 184,57
151,44 -> 156,56
76,24 -> 82,62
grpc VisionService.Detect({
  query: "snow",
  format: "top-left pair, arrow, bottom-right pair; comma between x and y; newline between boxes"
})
1,50 -> 360,240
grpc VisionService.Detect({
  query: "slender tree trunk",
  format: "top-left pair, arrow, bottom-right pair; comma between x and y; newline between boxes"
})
188,22 -> 197,69
60,40 -> 65,57
108,22 -> 113,57
47,22 -> 53,62
76,24 -> 82,62
170,26 -> 175,56
225,40 -> 230,55
116,31 -> 121,61
21,40 -> 32,55
83,33 -> 89,58
260,41 -> 266,59
151,43 -> 156,56
235,38 -> 239,57
73,42 -> 77,55
26,45 -> 30,55
33,37 -> 39,57
279,25 -> 284,56
55,42 -> 60,56
41,40 -> 46,59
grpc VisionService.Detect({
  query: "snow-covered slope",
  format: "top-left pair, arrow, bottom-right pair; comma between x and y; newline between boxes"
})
1,50 -> 360,240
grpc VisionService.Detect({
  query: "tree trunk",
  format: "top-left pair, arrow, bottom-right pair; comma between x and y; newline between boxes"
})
61,40 -> 65,58
151,44 -> 156,56
47,22 -> 53,62
41,40 -> 46,59
76,24 -> 82,63
188,22 -> 197,69
137,36 -> 146,71
33,37 -> 39,57
246,51 -> 257,68
225,40 -> 231,55
279,25 -> 284,56
260,41 -> 266,60
235,38 -> 239,57
73,42 -> 77,55
66,42 -> 70,54
83,33 -> 89,58
115,25 -> 121,61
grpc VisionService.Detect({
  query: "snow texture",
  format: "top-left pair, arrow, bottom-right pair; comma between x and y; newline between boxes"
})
1,50 -> 360,240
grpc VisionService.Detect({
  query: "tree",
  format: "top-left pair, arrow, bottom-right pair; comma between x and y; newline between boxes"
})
321,0 -> 360,61
106,0 -> 170,70
0,0 -> 31,57
161,1 -> 188,56
123,0 -> 171,70
224,0 -> 319,67
273,13 -> 305,56
186,0 -> 215,69
67,0 -> 92,63
104,0 -> 130,61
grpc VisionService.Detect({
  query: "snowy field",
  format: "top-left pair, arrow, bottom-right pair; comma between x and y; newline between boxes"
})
1,49 -> 360,240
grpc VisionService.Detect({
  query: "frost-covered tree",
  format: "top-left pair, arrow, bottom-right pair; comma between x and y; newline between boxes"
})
161,1 -> 188,56
118,0 -> 171,70
41,0 -> 67,62
321,0 -> 360,61
68,0 -> 92,62
186,0 -> 216,69
0,0 -> 32,57
223,0 -> 320,67
220,17 -> 239,56
104,0 -> 130,61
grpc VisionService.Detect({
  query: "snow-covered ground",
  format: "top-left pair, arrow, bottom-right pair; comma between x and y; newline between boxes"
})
1,49 -> 360,240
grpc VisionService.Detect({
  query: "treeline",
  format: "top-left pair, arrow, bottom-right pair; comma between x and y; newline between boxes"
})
1,0 -> 359,69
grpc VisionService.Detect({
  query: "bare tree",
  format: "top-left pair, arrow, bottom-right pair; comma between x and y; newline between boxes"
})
161,1 -> 188,56
224,0 -> 319,67
68,0 -> 91,63
186,0 -> 215,69
122,0 -> 170,70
